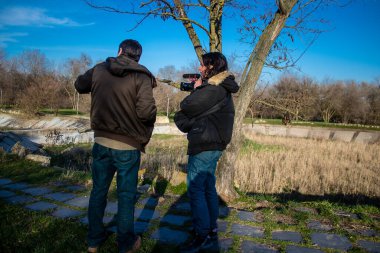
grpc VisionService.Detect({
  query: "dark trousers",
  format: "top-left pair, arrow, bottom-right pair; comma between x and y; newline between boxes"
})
187,150 -> 222,238
87,143 -> 140,252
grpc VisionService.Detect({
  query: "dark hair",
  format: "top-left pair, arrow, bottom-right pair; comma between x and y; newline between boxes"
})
201,52 -> 228,79
119,39 -> 142,62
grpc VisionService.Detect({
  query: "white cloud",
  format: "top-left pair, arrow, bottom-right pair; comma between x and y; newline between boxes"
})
0,7 -> 94,28
0,32 -> 28,47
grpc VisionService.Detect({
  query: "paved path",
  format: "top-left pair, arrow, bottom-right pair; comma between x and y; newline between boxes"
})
1,177 -> 379,252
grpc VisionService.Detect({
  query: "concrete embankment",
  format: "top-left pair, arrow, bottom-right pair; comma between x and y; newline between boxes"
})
243,124 -> 380,144
1,114 -> 379,144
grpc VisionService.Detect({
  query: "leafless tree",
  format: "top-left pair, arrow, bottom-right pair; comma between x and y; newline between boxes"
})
64,54 -> 92,111
266,74 -> 318,121
79,0 -> 349,200
366,78 -> 380,125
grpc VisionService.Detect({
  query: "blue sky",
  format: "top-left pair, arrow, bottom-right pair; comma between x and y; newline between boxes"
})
0,0 -> 379,83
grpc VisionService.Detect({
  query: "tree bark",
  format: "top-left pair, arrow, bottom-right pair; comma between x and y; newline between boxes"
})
174,0 -> 204,61
209,0 -> 224,52
216,0 -> 298,202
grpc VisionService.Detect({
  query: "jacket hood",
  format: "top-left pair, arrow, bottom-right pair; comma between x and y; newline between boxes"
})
106,55 -> 157,87
207,71 -> 239,93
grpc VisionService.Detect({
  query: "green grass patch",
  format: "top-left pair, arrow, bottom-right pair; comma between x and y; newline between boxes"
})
244,118 -> 380,131
152,134 -> 177,140
40,108 -> 85,116
0,153 -> 90,185
0,202 -> 91,253
167,182 -> 187,196
240,139 -> 283,155
0,202 -> 181,253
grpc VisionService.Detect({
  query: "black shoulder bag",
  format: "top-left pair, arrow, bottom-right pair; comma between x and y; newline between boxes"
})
174,94 -> 231,133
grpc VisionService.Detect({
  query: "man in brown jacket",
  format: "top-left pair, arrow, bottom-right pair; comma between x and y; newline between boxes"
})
75,39 -> 156,253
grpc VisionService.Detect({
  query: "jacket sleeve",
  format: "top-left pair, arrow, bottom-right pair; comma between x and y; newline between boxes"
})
136,74 -> 157,126
74,68 -> 94,94
174,110 -> 195,133
180,85 -> 224,118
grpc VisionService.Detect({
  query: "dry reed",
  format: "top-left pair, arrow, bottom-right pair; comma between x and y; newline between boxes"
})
236,132 -> 380,197
142,134 -> 380,197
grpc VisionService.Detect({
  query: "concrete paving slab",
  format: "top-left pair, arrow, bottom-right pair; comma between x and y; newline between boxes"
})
311,232 -> 352,251
267,126 -> 287,136
307,220 -> 333,231
237,210 -> 254,221
52,207 -> 84,219
65,196 -> 90,208
80,216 -> 114,225
22,187 -> 52,196
348,229 -> 377,237
151,227 -> 189,245
6,195 -> 36,204
134,208 -> 160,221
219,206 -> 230,218
357,240 -> 380,253
231,223 -> 264,238
241,241 -> 278,253
0,190 -> 16,198
288,127 -> 310,138
0,178 -> 12,186
217,220 -> 228,233
219,238 -> 233,252
355,132 -> 380,144
134,221 -> 150,234
64,185 -> 86,192
173,202 -> 191,212
286,245 -> 324,253
25,201 -> 57,211
43,192 -> 76,202
138,197 -> 159,208
335,210 -> 359,219
332,131 -> 355,142
3,182 -> 30,190
272,231 -> 302,243
160,214 -> 191,226
248,125 -> 268,135
107,221 -> 151,234
309,129 -> 331,140
105,201 -> 118,214
237,210 -> 262,222
293,206 -> 317,214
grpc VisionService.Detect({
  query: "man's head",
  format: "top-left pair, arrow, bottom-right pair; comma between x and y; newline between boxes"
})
118,39 -> 142,62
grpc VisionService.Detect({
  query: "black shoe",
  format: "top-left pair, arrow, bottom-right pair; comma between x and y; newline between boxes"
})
180,235 -> 208,253
200,232 -> 219,252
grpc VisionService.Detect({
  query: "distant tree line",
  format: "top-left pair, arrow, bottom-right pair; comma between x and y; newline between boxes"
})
0,48 -> 379,125
0,49 -> 92,115
250,75 -> 380,125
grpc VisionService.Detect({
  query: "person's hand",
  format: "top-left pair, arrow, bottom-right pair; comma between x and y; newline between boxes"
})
194,78 -> 202,89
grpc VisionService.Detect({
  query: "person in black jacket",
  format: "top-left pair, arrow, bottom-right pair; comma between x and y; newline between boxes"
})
75,39 -> 156,253
174,52 -> 239,253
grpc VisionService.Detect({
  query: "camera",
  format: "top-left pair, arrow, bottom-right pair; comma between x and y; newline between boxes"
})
180,73 -> 201,91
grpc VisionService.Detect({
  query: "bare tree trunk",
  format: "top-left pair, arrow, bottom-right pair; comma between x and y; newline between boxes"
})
209,0 -> 223,52
216,0 -> 297,202
174,0 -> 204,61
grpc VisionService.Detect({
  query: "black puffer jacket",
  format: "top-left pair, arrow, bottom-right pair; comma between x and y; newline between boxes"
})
174,71 -> 239,155
75,55 -> 157,151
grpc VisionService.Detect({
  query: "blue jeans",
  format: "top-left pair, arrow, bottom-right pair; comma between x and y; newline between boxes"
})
187,150 -> 222,238
88,143 -> 140,252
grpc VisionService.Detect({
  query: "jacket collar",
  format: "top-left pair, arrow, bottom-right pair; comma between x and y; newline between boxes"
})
208,71 -> 231,86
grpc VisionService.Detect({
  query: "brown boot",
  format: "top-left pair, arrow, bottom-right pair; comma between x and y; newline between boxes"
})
125,236 -> 141,253
87,246 -> 98,253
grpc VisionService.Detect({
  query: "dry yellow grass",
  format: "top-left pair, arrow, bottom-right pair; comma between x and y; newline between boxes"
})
237,132 -> 380,197
141,133 -> 380,197
141,135 -> 188,180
